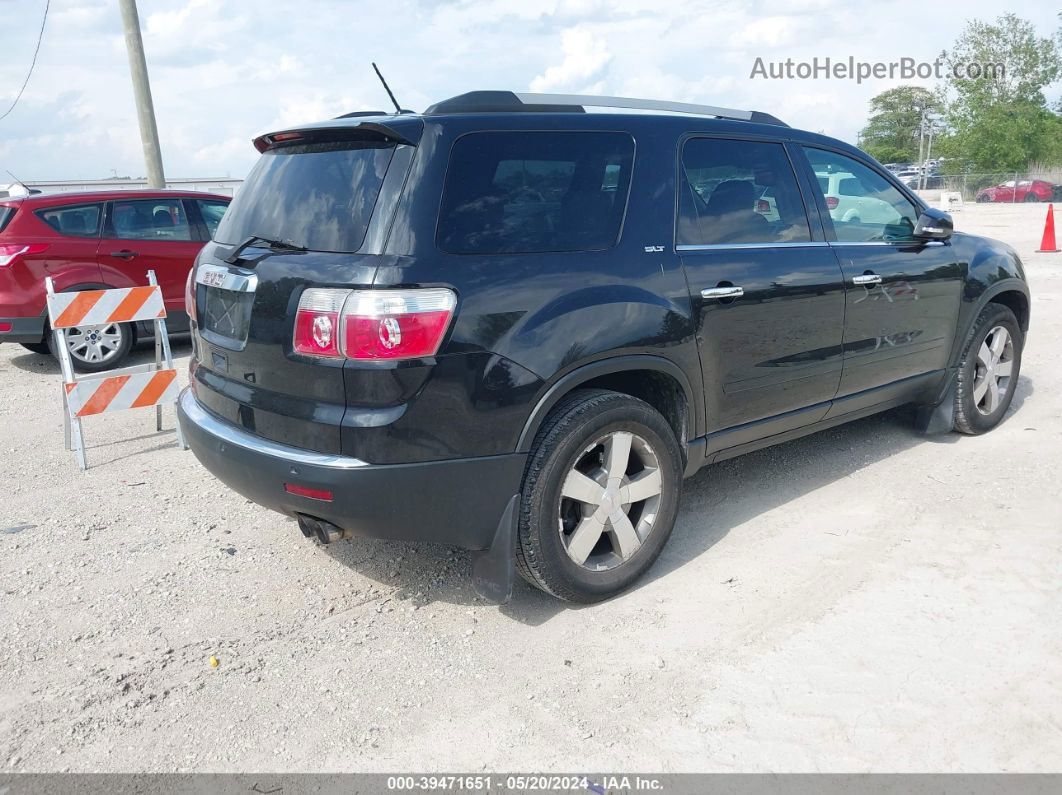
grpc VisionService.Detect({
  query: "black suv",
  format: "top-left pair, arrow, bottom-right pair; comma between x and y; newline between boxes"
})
179,92 -> 1029,603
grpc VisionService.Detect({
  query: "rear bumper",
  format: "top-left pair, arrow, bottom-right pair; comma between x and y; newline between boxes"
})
178,388 -> 526,550
0,315 -> 46,344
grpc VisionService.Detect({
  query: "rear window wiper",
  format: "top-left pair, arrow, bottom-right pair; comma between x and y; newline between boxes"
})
223,234 -> 308,264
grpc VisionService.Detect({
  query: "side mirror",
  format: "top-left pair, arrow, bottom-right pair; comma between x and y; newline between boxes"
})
914,208 -> 953,241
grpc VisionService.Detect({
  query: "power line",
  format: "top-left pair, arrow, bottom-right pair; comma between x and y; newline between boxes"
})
0,0 -> 51,123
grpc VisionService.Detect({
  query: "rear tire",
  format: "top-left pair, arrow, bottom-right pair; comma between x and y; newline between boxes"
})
953,303 -> 1022,435
19,342 -> 50,355
1023,193 -> 1039,203
50,321 -> 134,373
516,389 -> 683,603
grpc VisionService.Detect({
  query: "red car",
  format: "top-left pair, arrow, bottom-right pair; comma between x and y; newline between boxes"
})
0,189 -> 229,371
975,179 -> 1057,203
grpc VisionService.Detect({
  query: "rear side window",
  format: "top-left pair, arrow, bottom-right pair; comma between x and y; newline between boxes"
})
678,139 -> 810,246
215,141 -> 395,252
35,204 -> 102,238
110,199 -> 193,241
437,131 -> 635,254
0,206 -> 15,234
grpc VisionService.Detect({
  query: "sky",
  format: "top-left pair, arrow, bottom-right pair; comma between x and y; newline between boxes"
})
0,0 -> 1059,181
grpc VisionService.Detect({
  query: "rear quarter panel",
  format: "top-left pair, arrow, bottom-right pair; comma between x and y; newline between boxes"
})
372,116 -> 701,455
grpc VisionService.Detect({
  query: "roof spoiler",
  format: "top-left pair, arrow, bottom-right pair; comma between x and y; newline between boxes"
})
425,91 -> 788,127
253,120 -> 418,152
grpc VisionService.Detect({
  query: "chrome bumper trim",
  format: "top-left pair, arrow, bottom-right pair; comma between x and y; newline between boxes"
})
179,388 -> 368,470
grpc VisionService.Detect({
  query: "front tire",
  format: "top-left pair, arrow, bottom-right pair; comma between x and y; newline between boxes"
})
516,389 -> 683,603
953,303 -> 1022,435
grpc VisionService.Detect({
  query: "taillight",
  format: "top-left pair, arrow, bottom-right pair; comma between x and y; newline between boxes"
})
341,289 -> 456,360
184,267 -> 197,321
0,243 -> 48,267
293,287 -> 456,361
293,288 -> 347,357
825,196 -> 839,210
755,199 -> 770,213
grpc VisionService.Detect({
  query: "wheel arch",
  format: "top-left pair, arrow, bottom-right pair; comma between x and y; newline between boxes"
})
516,355 -> 700,455
983,286 -> 1030,333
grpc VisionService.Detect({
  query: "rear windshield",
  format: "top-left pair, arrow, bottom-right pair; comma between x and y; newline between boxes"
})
215,141 -> 395,252
437,131 -> 635,254
0,206 -> 15,234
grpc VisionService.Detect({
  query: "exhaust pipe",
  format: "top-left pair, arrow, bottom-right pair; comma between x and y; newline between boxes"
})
296,514 -> 350,544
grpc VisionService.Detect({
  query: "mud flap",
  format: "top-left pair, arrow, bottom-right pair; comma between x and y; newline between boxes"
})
471,494 -> 518,604
915,371 -> 957,434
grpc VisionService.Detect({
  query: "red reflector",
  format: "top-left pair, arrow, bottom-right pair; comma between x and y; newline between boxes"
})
825,196 -> 839,210
0,322 -> 11,332
284,483 -> 334,501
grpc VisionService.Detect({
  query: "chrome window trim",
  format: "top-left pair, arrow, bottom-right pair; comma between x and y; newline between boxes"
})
179,389 -> 368,470
828,240 -> 945,247
676,241 -> 829,251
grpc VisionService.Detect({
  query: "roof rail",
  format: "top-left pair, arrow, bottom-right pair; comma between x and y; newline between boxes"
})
424,91 -> 788,127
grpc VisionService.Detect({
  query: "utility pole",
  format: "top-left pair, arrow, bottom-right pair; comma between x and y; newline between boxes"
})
119,0 -> 165,187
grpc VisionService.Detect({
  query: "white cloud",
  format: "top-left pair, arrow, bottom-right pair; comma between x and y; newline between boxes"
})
0,0 -> 1059,180
530,27 -> 612,92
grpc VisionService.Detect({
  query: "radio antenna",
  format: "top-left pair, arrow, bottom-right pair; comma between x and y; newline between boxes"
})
372,62 -> 402,114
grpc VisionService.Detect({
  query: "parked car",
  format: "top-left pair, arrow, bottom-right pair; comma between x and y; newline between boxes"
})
815,170 -> 901,227
0,189 -> 230,370
179,91 -> 1029,603
975,179 -> 1056,203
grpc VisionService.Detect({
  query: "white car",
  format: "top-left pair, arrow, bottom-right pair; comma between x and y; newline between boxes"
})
815,171 -> 902,225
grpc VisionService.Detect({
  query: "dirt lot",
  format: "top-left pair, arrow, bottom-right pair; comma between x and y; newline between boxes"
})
1,203 -> 1060,773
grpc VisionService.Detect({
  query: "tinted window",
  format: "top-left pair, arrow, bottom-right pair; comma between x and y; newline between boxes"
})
0,206 -> 15,234
196,199 -> 229,239
437,131 -> 634,254
678,139 -> 810,245
215,141 -> 394,252
110,199 -> 193,241
36,204 -> 102,238
803,148 -> 918,243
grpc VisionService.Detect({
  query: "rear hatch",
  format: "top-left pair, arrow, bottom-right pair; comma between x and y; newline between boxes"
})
189,121 -> 420,455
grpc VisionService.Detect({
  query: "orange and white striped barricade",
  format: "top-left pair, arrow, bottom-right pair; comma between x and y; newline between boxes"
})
45,270 -> 185,470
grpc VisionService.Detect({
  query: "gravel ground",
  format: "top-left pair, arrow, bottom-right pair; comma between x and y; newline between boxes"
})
1,203 -> 1060,773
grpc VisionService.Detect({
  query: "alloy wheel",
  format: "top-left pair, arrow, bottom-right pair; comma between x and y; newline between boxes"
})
66,323 -> 124,365
558,430 -> 663,571
973,325 -> 1014,416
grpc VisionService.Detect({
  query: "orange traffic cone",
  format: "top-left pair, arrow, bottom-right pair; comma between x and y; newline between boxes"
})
1037,204 -> 1059,253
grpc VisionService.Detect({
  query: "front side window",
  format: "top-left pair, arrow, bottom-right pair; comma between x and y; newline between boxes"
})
803,148 -> 918,243
36,204 -> 102,238
678,138 -> 810,246
110,199 -> 193,241
437,131 -> 635,254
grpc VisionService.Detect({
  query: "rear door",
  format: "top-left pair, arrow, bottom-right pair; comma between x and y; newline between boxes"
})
677,136 -> 846,444
798,146 -> 962,406
31,202 -> 106,285
98,197 -> 204,309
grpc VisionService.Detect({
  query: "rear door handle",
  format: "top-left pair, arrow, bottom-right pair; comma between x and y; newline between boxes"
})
110,249 -> 138,259
852,273 -> 882,285
701,286 -> 744,299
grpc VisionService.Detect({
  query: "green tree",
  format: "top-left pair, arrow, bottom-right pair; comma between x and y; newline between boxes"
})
940,13 -> 1062,171
858,86 -> 942,164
